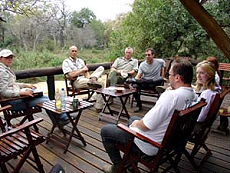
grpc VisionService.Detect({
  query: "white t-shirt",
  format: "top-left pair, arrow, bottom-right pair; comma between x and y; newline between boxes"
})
132,87 -> 196,156
197,89 -> 217,122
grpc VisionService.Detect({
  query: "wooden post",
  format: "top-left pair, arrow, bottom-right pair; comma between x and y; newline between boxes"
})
47,75 -> 55,100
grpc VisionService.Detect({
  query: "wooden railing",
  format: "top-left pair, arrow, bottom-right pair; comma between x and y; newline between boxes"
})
15,62 -> 112,100
13,59 -> 227,100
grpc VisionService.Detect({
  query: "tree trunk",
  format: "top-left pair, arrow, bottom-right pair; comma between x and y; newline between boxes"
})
179,0 -> 230,60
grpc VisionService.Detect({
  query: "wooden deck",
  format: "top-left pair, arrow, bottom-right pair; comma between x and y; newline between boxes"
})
2,95 -> 230,173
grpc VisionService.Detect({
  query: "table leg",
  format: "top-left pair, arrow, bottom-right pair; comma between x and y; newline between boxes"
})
101,94 -> 114,116
217,116 -> 229,135
117,95 -> 130,122
64,110 -> 86,153
46,124 -> 55,144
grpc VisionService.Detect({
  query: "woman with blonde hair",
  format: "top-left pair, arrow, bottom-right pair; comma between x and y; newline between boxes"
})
195,60 -> 221,122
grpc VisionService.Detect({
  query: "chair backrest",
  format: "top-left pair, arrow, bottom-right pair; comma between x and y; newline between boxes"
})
162,99 -> 206,150
219,63 -> 230,86
197,87 -> 229,133
117,99 -> 206,173
0,105 -> 45,173
0,97 -> 41,129
64,75 -> 77,97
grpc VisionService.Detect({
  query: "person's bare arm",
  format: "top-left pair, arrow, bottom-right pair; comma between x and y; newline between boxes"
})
161,67 -> 166,78
67,66 -> 89,79
135,73 -> 143,80
19,89 -> 34,97
111,67 -> 121,74
127,70 -> 136,76
130,119 -> 150,131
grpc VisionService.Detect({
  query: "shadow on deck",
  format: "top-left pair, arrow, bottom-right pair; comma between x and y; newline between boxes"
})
3,95 -> 230,173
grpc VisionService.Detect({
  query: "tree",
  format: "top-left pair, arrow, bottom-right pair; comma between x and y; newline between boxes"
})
70,8 -> 96,28
179,0 -> 230,60
108,0 -> 229,61
0,0 -> 47,15
90,20 -> 107,48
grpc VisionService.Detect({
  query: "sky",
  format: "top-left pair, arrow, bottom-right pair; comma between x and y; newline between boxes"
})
65,0 -> 135,22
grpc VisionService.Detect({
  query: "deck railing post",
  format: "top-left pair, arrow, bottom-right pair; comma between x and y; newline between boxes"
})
47,75 -> 55,100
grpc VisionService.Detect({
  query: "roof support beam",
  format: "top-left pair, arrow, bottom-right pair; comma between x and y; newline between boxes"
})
179,0 -> 230,60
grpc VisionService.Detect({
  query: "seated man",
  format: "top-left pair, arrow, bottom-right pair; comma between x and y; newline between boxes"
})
0,49 -> 69,125
127,48 -> 166,112
62,45 -> 105,111
108,47 -> 138,86
101,62 -> 196,173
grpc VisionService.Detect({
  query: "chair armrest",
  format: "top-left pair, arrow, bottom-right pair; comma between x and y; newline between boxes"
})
117,124 -> 163,149
0,105 -> 12,112
0,96 -> 30,104
0,118 -> 43,139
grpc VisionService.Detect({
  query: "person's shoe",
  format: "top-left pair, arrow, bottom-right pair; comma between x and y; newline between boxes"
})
126,78 -> 136,84
102,164 -> 126,173
96,108 -> 102,113
134,106 -> 142,113
102,165 -> 116,173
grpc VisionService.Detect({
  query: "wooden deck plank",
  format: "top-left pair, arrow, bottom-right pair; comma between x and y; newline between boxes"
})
1,96 -> 230,173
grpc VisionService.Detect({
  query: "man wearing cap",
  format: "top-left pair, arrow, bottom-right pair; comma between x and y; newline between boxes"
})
108,47 -> 138,86
0,49 -> 69,126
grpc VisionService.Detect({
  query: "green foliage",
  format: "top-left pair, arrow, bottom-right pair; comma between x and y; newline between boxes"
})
10,48 -> 110,71
12,49 -> 64,70
108,0 -> 229,61
70,8 -> 96,28
89,20 -> 107,48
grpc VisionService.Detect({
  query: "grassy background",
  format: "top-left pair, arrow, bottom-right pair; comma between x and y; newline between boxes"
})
13,48 -> 112,83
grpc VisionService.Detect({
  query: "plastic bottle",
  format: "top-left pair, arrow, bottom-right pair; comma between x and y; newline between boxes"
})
55,88 -> 62,111
61,88 -> 66,110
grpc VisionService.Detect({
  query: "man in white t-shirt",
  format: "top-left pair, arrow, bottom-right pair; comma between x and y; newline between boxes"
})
100,62 -> 196,173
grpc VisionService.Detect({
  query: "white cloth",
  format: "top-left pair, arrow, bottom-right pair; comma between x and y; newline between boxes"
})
196,89 -> 217,122
132,87 -> 196,156
215,72 -> 220,86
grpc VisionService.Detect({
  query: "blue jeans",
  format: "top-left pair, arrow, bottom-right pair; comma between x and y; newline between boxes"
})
100,116 -> 143,165
4,95 -> 68,123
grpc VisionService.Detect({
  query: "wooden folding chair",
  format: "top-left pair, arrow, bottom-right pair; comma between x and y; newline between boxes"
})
64,76 -> 94,101
130,79 -> 166,107
0,96 -> 42,132
219,63 -> 230,87
116,100 -> 206,173
0,105 -> 46,173
187,87 -> 230,166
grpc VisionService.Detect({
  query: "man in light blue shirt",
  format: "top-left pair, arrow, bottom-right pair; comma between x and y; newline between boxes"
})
127,48 -> 165,112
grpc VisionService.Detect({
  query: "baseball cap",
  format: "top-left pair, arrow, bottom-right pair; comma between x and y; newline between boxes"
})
0,49 -> 14,58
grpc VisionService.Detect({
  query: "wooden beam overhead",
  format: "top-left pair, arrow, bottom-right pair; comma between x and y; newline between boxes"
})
179,0 -> 230,60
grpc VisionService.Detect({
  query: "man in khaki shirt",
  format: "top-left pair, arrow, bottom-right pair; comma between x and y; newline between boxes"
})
108,47 -> 138,86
